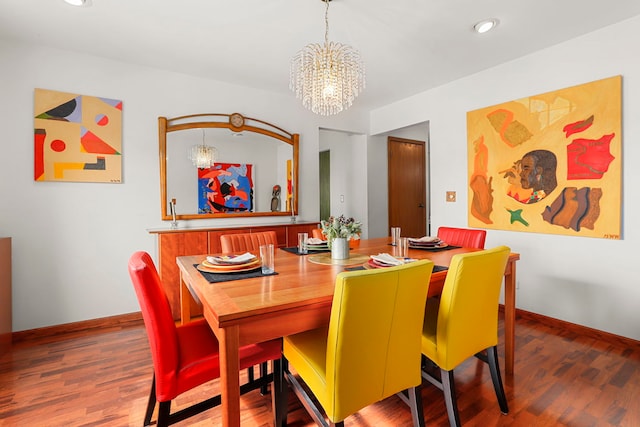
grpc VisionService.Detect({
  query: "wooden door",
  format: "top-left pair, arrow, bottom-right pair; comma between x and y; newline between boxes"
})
388,137 -> 427,238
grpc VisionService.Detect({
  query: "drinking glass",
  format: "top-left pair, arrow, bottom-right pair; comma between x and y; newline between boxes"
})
397,237 -> 409,258
391,227 -> 401,246
259,244 -> 275,274
298,232 -> 308,254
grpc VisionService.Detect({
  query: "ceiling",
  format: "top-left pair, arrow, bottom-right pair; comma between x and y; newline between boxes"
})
2,0 -> 640,111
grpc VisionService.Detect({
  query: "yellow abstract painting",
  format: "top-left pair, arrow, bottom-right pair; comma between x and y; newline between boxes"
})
467,76 -> 621,239
34,88 -> 122,183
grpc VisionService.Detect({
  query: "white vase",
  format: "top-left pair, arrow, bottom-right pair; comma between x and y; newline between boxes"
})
331,237 -> 349,260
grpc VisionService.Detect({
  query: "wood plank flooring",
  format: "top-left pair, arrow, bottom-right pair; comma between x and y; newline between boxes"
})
1,311 -> 639,426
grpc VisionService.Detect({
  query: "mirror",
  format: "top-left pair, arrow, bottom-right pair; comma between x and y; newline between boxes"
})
159,113 -> 299,220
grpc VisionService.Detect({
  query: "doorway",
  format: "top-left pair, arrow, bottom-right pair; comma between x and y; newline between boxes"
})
387,137 -> 427,238
319,150 -> 330,222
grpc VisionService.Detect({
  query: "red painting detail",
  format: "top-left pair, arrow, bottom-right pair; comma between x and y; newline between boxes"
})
96,114 -> 109,126
563,115 -> 594,138
51,139 -> 66,152
566,134 -> 615,179
80,130 -> 119,154
34,129 -> 46,181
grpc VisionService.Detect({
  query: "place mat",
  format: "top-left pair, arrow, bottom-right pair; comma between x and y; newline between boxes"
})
307,253 -> 370,266
280,246 -> 331,256
194,264 -> 278,283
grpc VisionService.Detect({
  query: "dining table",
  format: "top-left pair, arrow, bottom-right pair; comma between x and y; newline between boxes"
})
176,237 -> 520,427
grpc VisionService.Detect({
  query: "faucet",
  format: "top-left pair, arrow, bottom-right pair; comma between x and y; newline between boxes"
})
170,198 -> 178,229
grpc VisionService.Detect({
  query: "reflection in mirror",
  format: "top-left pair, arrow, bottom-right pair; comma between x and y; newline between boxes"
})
159,114 -> 299,221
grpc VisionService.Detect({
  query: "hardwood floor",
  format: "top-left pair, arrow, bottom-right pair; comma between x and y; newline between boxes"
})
1,311 -> 639,426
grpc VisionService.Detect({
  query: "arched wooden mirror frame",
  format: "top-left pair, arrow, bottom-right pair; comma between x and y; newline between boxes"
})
159,113 -> 299,220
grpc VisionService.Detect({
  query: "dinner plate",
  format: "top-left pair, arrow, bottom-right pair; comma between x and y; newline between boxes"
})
409,242 -> 448,249
200,258 -> 261,272
206,253 -> 257,265
197,261 -> 262,274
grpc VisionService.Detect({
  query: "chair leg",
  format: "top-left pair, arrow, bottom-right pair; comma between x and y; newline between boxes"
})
272,357 -> 288,427
408,384 -> 426,427
441,369 -> 461,427
144,374 -> 157,426
157,401 -> 171,427
487,345 -> 509,414
260,361 -> 269,395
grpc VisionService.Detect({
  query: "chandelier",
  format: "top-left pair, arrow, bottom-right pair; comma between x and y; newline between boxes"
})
188,130 -> 217,169
290,0 -> 365,116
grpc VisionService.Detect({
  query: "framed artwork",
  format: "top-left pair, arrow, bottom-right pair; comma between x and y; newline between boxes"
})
197,163 -> 254,213
34,88 -> 122,183
466,76 -> 621,239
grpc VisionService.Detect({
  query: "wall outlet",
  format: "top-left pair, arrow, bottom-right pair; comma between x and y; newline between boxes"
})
446,191 -> 456,202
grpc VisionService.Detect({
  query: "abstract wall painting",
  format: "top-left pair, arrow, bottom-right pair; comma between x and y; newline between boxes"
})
197,163 -> 254,213
466,76 -> 621,239
34,88 -> 122,183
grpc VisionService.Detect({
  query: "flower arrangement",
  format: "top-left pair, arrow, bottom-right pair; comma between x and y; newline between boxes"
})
320,215 -> 362,241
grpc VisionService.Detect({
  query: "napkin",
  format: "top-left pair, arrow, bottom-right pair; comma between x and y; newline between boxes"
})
307,238 -> 326,245
370,253 -> 405,266
409,236 -> 440,243
207,252 -> 256,265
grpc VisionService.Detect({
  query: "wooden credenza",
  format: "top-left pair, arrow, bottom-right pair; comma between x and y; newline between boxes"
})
149,222 -> 318,320
0,238 -> 11,356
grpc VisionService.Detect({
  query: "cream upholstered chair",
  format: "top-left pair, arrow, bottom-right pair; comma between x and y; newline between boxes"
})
128,251 -> 284,427
281,260 -> 435,427
220,231 -> 278,253
436,226 -> 486,248
421,246 -> 511,427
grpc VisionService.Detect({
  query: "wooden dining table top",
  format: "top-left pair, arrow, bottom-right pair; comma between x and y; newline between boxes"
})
177,237 -> 519,333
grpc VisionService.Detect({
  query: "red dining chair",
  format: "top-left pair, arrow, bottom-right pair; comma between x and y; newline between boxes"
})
436,226 -> 486,249
311,228 -> 326,240
220,231 -> 279,253
128,251 -> 284,427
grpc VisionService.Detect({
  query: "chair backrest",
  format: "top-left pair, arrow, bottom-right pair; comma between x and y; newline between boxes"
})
435,246 -> 510,370
325,260 -> 434,421
311,228 -> 326,240
220,231 -> 278,253
437,226 -> 486,248
128,251 -> 180,398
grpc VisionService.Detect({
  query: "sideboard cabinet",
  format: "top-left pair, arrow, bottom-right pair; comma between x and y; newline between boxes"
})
149,222 -> 318,320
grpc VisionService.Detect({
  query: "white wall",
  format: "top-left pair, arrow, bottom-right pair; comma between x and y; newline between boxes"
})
370,16 -> 640,340
0,40 -> 368,331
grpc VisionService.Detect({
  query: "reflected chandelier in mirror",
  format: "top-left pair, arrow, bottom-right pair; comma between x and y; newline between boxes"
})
159,113 -> 299,221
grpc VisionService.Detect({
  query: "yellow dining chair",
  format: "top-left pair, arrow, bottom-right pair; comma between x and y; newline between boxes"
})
220,231 -> 278,253
281,260 -> 435,427
421,245 -> 511,427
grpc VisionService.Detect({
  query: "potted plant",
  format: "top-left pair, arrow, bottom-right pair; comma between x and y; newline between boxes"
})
320,215 -> 362,259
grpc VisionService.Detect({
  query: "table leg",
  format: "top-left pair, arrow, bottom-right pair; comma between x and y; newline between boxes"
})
219,325 -> 241,427
504,261 -> 517,375
179,271 -> 192,325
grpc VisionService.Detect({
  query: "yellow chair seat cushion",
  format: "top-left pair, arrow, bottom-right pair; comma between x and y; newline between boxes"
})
284,326 -> 331,408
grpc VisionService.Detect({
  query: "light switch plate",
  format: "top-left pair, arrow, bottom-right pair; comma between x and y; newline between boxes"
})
446,191 -> 456,202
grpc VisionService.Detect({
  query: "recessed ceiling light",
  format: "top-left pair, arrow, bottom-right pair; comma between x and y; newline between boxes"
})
63,0 -> 92,6
474,19 -> 498,34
